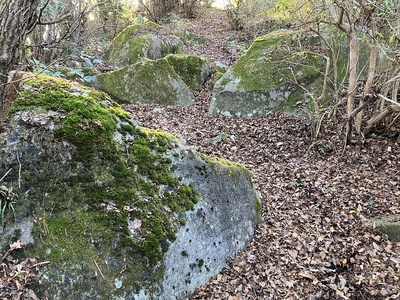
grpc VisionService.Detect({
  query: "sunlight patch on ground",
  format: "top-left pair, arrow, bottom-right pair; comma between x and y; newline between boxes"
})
211,0 -> 229,9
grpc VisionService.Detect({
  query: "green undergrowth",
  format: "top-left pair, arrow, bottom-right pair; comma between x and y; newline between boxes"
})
10,75 -> 200,293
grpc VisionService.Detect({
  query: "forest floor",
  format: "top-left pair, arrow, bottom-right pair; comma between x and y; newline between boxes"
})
123,7 -> 400,300
1,7 -> 399,300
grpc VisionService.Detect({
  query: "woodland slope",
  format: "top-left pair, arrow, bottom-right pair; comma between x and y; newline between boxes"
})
1,7 -> 399,300
123,8 -> 400,299
124,86 -> 400,300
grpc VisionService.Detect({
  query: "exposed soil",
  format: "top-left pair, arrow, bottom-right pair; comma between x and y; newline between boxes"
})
123,7 -> 400,300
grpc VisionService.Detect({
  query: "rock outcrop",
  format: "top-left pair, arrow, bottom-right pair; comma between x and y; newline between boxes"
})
96,58 -> 196,105
209,30 -> 325,117
98,23 -> 213,106
164,54 -> 211,91
0,75 -> 261,299
104,21 -> 183,67
373,216 -> 400,243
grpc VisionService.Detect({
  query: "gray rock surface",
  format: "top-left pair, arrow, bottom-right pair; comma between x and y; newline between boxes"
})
104,21 -> 183,67
209,30 -> 325,117
161,152 -> 260,299
373,216 -> 400,242
95,58 -> 195,105
0,75 -> 261,299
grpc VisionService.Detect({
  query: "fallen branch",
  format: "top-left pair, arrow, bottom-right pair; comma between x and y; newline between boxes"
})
0,169 -> 12,182
377,93 -> 400,107
363,94 -> 400,134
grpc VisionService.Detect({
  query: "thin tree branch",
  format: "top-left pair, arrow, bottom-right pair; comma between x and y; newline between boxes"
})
377,93 -> 400,107
37,13 -> 73,25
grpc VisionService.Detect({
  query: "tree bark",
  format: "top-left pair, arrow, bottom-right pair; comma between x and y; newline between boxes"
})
345,27 -> 359,144
364,104 -> 400,134
356,15 -> 377,133
0,0 -> 39,126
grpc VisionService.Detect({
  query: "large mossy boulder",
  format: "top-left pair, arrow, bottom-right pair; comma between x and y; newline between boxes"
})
105,21 -> 183,67
164,54 -> 212,91
95,58 -> 195,105
209,30 -> 325,117
373,215 -> 400,242
0,75 -> 261,299
320,25 -> 390,82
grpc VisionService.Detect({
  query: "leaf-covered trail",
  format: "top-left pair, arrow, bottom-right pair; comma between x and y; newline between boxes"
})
123,90 -> 400,299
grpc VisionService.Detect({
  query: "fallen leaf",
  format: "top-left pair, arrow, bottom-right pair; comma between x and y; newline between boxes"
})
9,240 -> 23,251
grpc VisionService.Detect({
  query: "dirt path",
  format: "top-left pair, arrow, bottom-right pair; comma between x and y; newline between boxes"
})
124,7 -> 400,299
164,7 -> 250,65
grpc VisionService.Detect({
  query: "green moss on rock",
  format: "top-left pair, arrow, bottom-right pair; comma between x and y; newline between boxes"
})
104,21 -> 183,67
13,75 -> 127,149
373,215 -> 400,242
164,54 -> 211,91
233,32 -> 322,91
199,153 -> 250,181
210,30 -> 325,116
96,58 -> 195,105
3,74 -> 201,297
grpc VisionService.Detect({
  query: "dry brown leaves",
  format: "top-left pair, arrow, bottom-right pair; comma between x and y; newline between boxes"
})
2,7 -> 399,299
127,10 -> 400,298
0,241 -> 44,300
163,8 -> 247,65
123,89 -> 400,299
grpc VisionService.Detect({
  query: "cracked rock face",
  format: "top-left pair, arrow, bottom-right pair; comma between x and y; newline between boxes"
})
0,75 -> 261,299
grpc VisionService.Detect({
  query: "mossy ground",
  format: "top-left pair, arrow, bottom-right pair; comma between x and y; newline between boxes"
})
8,74 -> 200,295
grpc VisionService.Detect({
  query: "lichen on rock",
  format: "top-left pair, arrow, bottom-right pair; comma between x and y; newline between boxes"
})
95,58 -> 195,106
164,54 -> 212,91
209,30 -> 325,117
0,74 -> 261,299
104,21 -> 183,67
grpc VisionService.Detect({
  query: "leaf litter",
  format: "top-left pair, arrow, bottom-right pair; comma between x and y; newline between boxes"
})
123,89 -> 400,299
1,7 -> 399,300
0,241 -> 45,300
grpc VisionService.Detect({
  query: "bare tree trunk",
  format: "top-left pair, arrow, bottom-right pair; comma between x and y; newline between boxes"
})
356,16 -> 377,133
333,6 -> 360,144
0,0 -> 39,126
345,27 -> 359,144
